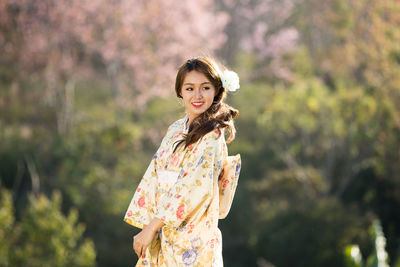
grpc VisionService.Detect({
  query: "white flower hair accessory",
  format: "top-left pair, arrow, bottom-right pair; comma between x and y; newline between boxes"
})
221,70 -> 240,92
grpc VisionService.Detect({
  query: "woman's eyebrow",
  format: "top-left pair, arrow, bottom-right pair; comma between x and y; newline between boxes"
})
183,82 -> 212,85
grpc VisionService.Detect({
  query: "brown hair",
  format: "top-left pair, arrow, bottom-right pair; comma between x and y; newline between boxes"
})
173,57 -> 239,152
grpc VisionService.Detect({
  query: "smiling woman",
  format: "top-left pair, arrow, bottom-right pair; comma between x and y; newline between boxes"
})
181,71 -> 216,122
124,57 -> 242,266
172,57 -> 240,153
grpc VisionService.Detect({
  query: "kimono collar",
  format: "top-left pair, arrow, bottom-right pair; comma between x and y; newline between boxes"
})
182,114 -> 189,133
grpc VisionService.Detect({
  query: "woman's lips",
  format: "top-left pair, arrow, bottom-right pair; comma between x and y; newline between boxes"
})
192,102 -> 204,108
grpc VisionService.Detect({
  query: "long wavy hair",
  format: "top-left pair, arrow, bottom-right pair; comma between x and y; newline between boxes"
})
173,57 -> 239,152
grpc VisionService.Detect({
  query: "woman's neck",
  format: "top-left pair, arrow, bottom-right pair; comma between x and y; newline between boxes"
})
186,114 -> 196,129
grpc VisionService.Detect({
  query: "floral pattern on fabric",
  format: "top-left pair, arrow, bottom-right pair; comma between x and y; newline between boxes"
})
218,155 -> 241,219
124,115 -> 241,266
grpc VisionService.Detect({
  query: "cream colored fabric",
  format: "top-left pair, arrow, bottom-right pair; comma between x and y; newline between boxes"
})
124,116 -> 241,266
218,155 -> 241,219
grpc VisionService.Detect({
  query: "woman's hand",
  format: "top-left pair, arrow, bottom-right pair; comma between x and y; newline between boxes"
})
133,226 -> 156,258
132,218 -> 165,258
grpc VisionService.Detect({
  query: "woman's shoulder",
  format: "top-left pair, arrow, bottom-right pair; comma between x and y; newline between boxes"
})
201,128 -> 226,143
167,116 -> 186,132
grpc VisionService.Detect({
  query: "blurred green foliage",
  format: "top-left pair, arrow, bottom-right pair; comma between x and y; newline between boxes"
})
0,188 -> 95,266
344,220 -> 400,267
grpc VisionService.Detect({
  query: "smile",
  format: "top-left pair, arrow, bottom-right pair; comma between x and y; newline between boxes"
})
191,102 -> 204,108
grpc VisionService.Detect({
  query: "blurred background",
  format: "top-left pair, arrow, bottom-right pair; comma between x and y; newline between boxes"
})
1,0 -> 399,266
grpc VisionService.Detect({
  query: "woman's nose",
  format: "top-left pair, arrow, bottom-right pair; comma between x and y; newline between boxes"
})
195,88 -> 202,98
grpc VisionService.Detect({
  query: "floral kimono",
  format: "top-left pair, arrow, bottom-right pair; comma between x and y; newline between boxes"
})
124,115 -> 241,267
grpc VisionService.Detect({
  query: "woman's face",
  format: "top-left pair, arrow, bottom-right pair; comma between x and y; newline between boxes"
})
181,70 -> 216,122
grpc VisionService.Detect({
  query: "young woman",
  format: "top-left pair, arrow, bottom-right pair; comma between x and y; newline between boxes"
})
124,57 -> 241,266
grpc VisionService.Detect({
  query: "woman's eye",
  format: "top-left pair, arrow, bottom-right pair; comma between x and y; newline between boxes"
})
185,87 -> 193,91
203,87 -> 210,90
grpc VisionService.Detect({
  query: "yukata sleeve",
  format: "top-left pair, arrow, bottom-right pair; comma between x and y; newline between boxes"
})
123,124 -> 174,229
123,152 -> 158,229
218,154 -> 241,219
154,130 -> 223,228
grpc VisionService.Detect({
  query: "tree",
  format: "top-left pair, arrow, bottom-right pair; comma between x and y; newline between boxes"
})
216,0 -> 300,80
0,0 -> 229,133
0,187 -> 95,266
294,0 -> 400,262
0,188 -> 14,266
